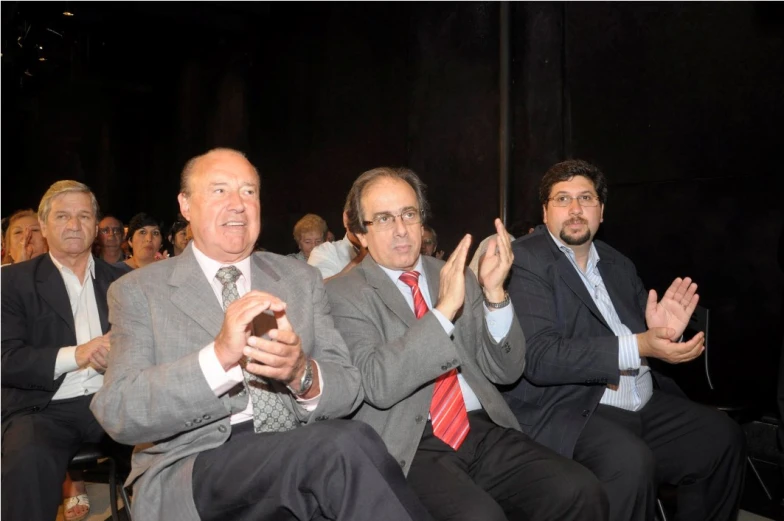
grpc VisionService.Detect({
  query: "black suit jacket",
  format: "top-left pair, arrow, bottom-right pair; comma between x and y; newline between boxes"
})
502,225 -> 683,459
1,254 -> 121,421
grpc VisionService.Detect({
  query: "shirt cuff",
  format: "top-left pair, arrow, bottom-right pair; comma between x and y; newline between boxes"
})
54,346 -> 79,380
483,302 -> 514,342
294,360 -> 322,412
619,334 -> 642,371
199,343 -> 244,396
431,309 -> 456,337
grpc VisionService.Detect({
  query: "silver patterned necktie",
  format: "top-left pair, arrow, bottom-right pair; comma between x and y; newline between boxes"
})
215,266 -> 298,433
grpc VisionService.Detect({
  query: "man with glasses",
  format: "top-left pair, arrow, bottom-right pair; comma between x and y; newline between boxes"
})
503,159 -> 745,521
325,166 -> 607,521
95,215 -> 126,264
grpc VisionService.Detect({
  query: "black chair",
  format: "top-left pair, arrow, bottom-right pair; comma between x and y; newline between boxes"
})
68,441 -> 133,521
655,305 -> 773,521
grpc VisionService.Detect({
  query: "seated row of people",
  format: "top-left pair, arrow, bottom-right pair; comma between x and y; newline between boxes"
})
1,148 -> 744,521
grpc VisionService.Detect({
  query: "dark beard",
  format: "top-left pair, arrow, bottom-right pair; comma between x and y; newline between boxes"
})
560,226 -> 591,246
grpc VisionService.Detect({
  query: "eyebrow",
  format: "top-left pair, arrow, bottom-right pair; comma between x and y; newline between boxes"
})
371,205 -> 418,216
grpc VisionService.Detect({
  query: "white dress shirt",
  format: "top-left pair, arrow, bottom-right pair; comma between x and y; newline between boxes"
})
307,234 -> 358,279
379,257 -> 514,412
51,254 -> 105,400
193,245 -> 322,425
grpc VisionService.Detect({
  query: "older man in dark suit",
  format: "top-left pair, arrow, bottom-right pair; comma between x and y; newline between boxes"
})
90,148 -> 431,521
504,159 -> 745,521
326,167 -> 607,521
2,180 -> 121,521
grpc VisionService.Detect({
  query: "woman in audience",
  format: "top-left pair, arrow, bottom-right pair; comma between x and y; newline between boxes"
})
1,209 -> 48,265
117,212 -> 166,273
288,213 -> 327,261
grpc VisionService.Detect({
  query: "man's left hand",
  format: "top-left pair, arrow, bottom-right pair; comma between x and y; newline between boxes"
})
478,218 -> 514,303
243,311 -> 317,396
645,277 -> 699,340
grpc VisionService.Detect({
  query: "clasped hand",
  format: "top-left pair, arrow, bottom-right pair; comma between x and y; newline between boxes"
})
214,291 -> 306,387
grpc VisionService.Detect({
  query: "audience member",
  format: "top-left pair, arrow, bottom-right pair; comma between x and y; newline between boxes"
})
288,213 -> 327,261
167,216 -> 190,257
95,215 -> 125,264
1,180 -> 122,521
308,202 -> 367,281
90,148 -> 433,521
1,209 -> 48,265
504,159 -> 745,521
118,212 -> 166,273
421,224 -> 444,259
325,166 -> 607,521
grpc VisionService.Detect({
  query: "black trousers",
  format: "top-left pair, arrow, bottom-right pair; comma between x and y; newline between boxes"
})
406,410 -> 608,521
192,419 -> 433,521
1,395 -> 106,521
573,390 -> 746,521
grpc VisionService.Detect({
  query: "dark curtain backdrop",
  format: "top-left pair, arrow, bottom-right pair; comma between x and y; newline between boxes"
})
2,1 -> 782,410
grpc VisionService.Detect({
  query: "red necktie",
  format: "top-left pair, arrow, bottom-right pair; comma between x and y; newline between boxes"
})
399,271 -> 470,450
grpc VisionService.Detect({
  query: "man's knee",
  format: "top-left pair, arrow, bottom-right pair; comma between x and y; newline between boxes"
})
551,458 -> 610,511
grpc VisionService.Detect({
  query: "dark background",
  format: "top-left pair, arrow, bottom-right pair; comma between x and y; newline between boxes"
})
3,2 -> 783,413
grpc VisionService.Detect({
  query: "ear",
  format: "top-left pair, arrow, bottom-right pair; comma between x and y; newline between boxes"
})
541,204 -> 548,224
38,217 -> 49,240
357,232 -> 369,249
178,193 -> 191,222
342,210 -> 350,229
599,203 -> 605,223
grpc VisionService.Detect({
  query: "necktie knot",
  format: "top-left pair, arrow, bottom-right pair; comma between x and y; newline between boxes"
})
216,265 -> 242,285
399,271 -> 421,289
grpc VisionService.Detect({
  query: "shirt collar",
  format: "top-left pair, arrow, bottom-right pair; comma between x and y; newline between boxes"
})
191,243 -> 252,286
49,252 -> 96,279
378,255 -> 425,285
547,229 -> 600,271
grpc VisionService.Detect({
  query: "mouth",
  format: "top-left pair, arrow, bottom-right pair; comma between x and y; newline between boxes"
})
222,221 -> 247,228
393,244 -> 412,253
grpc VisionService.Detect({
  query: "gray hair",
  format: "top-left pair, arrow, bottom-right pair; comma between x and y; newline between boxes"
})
179,147 -> 259,196
38,180 -> 99,223
345,167 -> 430,235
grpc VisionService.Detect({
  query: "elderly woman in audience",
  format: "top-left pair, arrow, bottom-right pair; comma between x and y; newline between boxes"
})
117,212 -> 166,273
288,213 -> 327,261
1,209 -> 48,265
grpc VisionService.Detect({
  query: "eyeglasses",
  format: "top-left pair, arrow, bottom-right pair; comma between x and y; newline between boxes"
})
422,239 -> 435,245
548,194 -> 600,207
363,208 -> 422,230
99,226 -> 124,236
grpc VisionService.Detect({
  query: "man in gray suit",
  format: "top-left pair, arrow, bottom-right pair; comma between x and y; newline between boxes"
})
90,149 -> 432,521
326,167 -> 607,521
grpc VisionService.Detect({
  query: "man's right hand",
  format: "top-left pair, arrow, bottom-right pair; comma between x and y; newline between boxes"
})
214,291 -> 287,371
435,234 -> 472,322
637,327 -> 705,364
75,332 -> 112,372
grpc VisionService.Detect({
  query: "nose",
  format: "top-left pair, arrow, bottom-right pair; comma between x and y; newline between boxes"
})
227,190 -> 245,211
392,215 -> 408,237
567,197 -> 583,215
66,216 -> 80,230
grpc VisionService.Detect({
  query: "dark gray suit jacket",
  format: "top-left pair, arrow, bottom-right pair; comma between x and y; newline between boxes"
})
2,254 -> 119,421
503,225 -> 683,459
90,245 -> 363,521
325,254 -> 526,475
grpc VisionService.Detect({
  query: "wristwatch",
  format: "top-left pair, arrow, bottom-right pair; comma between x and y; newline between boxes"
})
287,359 -> 314,396
484,291 -> 511,309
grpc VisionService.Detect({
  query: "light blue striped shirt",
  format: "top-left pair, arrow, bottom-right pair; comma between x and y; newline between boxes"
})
379,257 -> 514,412
549,232 -> 652,411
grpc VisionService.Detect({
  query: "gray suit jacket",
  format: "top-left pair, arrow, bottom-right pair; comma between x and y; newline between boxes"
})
90,245 -> 363,521
503,225 -> 685,459
325,254 -> 525,475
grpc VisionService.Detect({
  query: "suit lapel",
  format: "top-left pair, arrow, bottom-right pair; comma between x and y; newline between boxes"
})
545,234 -> 612,331
421,255 -> 441,307
36,256 -> 76,337
92,259 -> 111,333
597,252 -> 646,332
361,255 -> 417,328
169,248 -> 225,338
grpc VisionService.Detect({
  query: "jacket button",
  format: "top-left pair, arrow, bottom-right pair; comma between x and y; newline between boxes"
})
203,414 -> 211,420
194,418 -> 202,424
451,358 -> 459,366
185,421 -> 192,427
441,365 -> 448,371
399,459 -> 406,468
31,406 -> 40,412
415,415 -> 424,423
218,425 -> 227,433
581,409 -> 590,417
